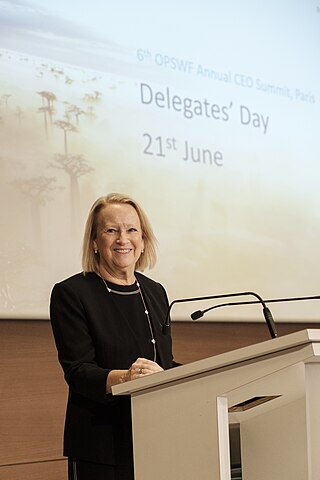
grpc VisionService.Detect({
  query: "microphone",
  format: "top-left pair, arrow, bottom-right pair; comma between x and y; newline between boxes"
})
192,294 -> 320,321
163,291 -> 277,339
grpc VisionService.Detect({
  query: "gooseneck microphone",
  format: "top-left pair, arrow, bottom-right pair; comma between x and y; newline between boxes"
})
163,291 -> 277,339
191,294 -> 320,320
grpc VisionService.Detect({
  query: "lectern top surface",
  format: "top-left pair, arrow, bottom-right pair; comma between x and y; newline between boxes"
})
112,328 -> 320,396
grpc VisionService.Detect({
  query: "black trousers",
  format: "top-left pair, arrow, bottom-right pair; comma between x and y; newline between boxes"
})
68,459 -> 134,480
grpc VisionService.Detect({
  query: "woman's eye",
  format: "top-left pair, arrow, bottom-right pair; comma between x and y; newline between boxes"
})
106,228 -> 117,233
128,228 -> 138,232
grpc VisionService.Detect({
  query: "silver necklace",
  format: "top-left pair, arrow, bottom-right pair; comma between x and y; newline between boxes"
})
100,276 -> 156,362
101,278 -> 140,295
136,280 -> 157,362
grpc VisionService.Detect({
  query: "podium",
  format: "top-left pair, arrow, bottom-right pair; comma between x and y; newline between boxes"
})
113,329 -> 320,479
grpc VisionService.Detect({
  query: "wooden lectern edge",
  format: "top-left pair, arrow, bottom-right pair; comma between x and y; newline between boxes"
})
112,328 -> 320,396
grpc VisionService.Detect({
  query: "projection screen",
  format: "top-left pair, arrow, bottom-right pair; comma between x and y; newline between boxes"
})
0,0 -> 319,321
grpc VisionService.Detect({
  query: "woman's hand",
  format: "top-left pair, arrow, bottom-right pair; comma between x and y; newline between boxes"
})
106,357 -> 164,393
127,357 -> 164,380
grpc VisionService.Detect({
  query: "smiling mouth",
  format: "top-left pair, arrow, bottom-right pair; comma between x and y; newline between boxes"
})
114,248 -> 132,254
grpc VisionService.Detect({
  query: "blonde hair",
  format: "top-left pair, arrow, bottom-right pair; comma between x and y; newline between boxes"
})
82,193 -> 157,273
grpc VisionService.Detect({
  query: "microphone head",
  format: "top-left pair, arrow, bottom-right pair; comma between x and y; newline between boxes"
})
263,306 -> 278,338
191,310 -> 204,321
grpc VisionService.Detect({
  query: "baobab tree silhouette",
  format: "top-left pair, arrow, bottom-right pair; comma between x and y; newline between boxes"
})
83,90 -> 102,103
0,94 -> 12,125
51,153 -> 93,231
1,94 -> 12,108
54,120 -> 77,154
37,91 -> 56,124
13,176 -> 57,252
64,103 -> 86,126
37,105 -> 51,138
15,106 -> 24,127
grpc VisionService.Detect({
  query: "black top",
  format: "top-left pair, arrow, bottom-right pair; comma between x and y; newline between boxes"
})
50,271 -> 178,466
102,280 -> 156,362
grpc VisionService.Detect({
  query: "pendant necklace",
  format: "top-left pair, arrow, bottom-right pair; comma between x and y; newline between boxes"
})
100,276 -> 157,362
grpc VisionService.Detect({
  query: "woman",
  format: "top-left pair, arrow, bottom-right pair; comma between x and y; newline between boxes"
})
50,193 -> 179,480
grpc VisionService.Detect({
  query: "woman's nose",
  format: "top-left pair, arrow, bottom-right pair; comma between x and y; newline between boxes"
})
116,230 -> 128,243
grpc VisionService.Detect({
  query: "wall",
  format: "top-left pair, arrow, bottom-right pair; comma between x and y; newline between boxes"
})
0,319 -> 316,479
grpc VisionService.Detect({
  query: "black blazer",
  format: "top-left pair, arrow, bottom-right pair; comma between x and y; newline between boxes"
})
50,271 -> 177,466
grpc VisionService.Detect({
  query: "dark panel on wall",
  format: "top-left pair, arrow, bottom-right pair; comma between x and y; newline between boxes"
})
170,320 -> 318,365
0,320 -> 67,467
0,459 -> 66,480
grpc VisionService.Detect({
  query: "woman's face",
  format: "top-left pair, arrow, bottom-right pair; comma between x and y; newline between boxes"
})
93,203 -> 144,281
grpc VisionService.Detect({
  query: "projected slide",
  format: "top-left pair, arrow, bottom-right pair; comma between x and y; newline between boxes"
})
0,0 -> 319,320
